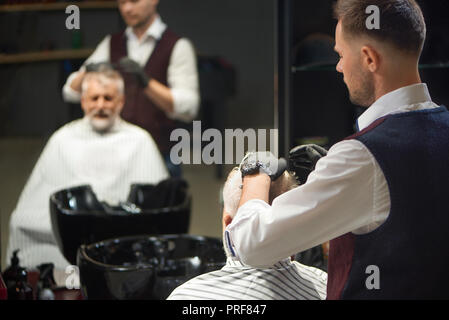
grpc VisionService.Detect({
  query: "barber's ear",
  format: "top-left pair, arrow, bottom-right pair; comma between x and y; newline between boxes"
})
361,45 -> 380,73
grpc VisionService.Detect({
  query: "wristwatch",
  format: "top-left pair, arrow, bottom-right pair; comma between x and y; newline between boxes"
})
240,160 -> 271,178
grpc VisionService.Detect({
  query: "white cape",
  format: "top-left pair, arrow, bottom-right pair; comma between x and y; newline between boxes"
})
6,117 -> 169,278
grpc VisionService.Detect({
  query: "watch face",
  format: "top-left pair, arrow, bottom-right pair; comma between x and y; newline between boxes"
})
240,160 -> 260,176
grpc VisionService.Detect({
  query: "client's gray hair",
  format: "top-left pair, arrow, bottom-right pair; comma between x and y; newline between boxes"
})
223,167 -> 299,218
81,66 -> 124,97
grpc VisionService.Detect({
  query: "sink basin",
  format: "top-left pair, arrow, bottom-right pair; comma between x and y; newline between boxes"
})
50,178 -> 191,264
77,234 -> 226,299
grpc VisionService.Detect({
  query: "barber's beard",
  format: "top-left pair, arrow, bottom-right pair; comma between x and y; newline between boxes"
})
348,70 -> 376,108
87,109 -> 117,133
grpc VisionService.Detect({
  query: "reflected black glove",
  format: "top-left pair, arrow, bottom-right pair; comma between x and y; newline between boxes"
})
118,57 -> 150,88
239,151 -> 287,181
84,62 -> 114,73
289,144 -> 327,183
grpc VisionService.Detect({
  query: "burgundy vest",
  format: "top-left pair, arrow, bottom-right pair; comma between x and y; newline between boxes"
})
326,118 -> 386,300
327,109 -> 449,299
110,29 -> 180,155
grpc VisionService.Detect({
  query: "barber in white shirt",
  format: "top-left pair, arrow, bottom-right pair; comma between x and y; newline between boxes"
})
226,0 -> 449,299
62,0 -> 200,177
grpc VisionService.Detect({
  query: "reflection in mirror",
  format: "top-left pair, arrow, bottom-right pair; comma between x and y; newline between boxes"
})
0,0 -> 275,292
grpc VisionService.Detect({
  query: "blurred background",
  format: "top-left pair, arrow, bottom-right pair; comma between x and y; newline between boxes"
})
0,0 -> 276,270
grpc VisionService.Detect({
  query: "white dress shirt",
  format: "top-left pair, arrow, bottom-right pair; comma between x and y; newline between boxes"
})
167,256 -> 327,300
62,15 -> 200,122
226,83 -> 439,267
6,117 -> 169,283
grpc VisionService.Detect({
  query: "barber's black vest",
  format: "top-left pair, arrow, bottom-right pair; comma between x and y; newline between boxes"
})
110,29 -> 180,155
327,106 -> 449,299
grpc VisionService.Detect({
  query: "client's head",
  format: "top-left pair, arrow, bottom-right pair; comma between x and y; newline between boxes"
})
81,64 -> 125,133
222,167 -> 298,233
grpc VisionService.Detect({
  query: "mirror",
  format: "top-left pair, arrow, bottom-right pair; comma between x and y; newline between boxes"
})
0,0 -> 275,275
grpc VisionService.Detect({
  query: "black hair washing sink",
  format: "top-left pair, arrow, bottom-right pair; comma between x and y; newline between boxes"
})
77,234 -> 226,299
50,178 -> 192,265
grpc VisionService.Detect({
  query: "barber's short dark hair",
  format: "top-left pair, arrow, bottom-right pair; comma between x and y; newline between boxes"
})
333,0 -> 426,55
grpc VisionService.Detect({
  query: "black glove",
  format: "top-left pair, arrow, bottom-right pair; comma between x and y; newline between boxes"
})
289,144 -> 327,183
118,57 -> 150,88
84,62 -> 114,73
239,151 -> 287,181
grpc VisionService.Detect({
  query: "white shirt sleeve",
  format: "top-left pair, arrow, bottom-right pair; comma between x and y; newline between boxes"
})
166,38 -> 200,122
62,35 -> 112,103
225,139 -> 390,267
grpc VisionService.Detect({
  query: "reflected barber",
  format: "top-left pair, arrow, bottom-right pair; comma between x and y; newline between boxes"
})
62,0 -> 200,177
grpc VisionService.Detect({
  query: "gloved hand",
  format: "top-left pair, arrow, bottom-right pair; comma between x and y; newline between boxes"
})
84,62 -> 114,73
239,151 -> 287,181
288,144 -> 327,183
118,57 -> 150,88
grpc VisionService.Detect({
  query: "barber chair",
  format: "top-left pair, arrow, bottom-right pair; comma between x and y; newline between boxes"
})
50,178 -> 191,265
77,234 -> 226,300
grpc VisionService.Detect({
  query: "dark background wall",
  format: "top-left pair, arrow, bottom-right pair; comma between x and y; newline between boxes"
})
159,0 -> 275,130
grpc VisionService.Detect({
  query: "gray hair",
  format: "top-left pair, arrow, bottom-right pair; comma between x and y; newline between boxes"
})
81,69 -> 125,97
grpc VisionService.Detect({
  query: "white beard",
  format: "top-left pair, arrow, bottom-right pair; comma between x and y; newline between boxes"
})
89,115 -> 116,133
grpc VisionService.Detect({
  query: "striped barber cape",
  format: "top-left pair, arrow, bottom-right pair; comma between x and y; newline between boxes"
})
167,257 -> 327,300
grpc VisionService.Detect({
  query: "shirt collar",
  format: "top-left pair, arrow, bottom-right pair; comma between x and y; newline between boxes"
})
125,15 -> 167,43
223,231 -> 293,269
225,256 -> 293,269
357,83 -> 433,131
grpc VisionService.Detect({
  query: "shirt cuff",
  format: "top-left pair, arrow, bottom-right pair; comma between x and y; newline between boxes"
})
62,71 -> 83,103
167,88 -> 200,122
224,199 -> 271,260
